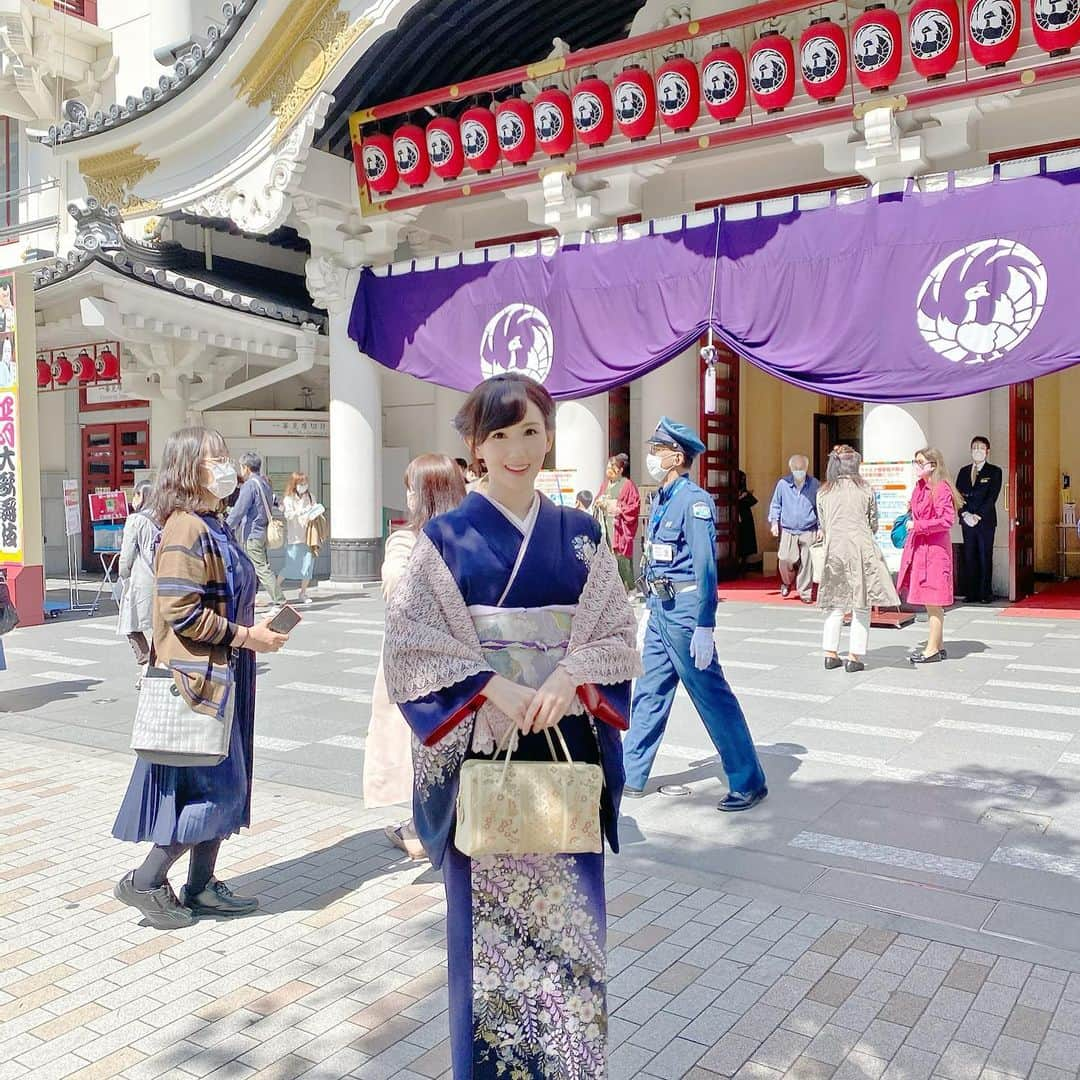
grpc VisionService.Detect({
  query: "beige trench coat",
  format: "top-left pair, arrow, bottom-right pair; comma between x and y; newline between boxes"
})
362,529 -> 417,808
816,479 -> 900,611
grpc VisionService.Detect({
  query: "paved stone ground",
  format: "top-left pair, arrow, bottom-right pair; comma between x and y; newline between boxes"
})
4,587 -> 1080,1077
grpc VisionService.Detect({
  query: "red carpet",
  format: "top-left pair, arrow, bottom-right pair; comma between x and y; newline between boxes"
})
717,574 -> 810,606
1003,578 -> 1080,619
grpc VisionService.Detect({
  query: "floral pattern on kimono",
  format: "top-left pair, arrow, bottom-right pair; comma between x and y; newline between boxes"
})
473,853 -> 606,1080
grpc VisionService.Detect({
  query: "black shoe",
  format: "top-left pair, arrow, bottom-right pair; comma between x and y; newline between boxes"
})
907,643 -> 941,660
622,786 -> 646,799
824,656 -> 843,670
115,871 -> 195,930
718,786 -> 768,812
179,878 -> 259,917
780,584 -> 791,598
845,659 -> 865,673
908,643 -> 947,659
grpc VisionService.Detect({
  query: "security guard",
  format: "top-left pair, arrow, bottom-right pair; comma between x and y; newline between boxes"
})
623,418 -> 768,811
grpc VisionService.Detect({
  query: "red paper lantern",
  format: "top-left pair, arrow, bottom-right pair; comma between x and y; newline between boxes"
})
572,74 -> 614,147
967,0 -> 1021,65
96,346 -> 120,381
393,124 -> 430,188
426,117 -> 464,180
972,0 -> 1019,65
1032,0 -> 1080,54
656,53 -> 701,133
533,86 -> 574,157
496,98 -> 535,165
52,352 -> 73,386
74,348 -> 95,383
748,32 -> 796,113
361,134 -> 397,195
613,64 -> 656,140
461,106 -> 500,174
36,356 -> 51,388
701,42 -> 747,122
852,5 -> 904,90
800,18 -> 848,103
909,0 -> 962,79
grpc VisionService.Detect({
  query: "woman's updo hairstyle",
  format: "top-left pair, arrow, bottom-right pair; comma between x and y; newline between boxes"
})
453,373 -> 556,460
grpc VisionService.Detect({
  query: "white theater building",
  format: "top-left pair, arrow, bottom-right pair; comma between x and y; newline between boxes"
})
2,0 -> 1079,606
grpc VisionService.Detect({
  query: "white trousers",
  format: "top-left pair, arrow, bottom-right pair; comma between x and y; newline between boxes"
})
823,608 -> 870,656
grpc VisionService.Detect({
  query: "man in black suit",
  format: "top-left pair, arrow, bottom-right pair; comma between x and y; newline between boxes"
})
956,435 -> 1003,604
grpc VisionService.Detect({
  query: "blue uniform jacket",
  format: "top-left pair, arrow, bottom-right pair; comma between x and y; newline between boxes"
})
645,475 -> 718,628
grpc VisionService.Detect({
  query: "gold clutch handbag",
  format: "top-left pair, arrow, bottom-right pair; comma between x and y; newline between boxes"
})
455,724 -> 603,857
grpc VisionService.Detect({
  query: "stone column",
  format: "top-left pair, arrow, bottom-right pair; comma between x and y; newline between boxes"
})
326,272 -> 384,581
149,394 -> 190,464
556,394 -> 608,498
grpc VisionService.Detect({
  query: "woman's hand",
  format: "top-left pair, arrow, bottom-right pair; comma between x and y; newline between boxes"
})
523,666 -> 578,734
244,619 -> 288,653
482,674 -> 535,730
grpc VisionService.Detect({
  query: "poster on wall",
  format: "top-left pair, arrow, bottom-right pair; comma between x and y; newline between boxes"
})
0,273 -> 22,565
63,480 -> 81,536
861,461 -> 913,573
535,469 -> 575,507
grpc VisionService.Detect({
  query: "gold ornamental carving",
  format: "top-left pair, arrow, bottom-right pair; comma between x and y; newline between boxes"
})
234,0 -> 371,142
78,144 -> 161,215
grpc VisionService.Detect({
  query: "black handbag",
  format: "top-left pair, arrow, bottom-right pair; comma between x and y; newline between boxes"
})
0,578 -> 17,636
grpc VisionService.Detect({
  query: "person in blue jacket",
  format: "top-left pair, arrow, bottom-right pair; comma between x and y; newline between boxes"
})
622,418 -> 768,811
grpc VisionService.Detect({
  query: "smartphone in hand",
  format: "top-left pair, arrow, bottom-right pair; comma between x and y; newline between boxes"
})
267,604 -> 302,635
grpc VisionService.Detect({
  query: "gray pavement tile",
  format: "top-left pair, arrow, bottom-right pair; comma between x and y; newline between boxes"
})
899,966 -> 948,1000
1035,1029 -> 1080,1071
878,946 -> 926,978
642,1036 -> 708,1078
1032,965 -> 1069,986
943,962 -> 990,994
830,997 -> 883,1034
1050,996 -> 1080,1036
985,1034 -> 1039,1077
680,1006 -> 742,1046
608,1041 -> 657,1080
834,1053 -> 888,1080
1002,1003 -> 1053,1042
698,1032 -> 762,1075
745,956 -> 794,987
726,938 -> 776,966
783,1000 -> 838,1039
952,1009 -> 1007,1050
934,1040 -> 990,1080
855,930 -> 899,956
809,974 -> 861,1008
785,1057 -> 837,1078
650,961 -> 708,995
987,959 -> 1033,989
811,930 -> 862,959
879,1045 -> 939,1080
788,953 -> 837,984
750,1029 -> 813,1071
805,1024 -> 861,1066
733,1065 -> 785,1080
716,979 -> 769,1014
835,951 -> 885,981
927,988 -> 976,1022
613,986 -> 674,1025
855,1019 -> 912,1060
668,983 -> 725,1020
905,1015 -> 960,1056
733,1004 -> 792,1042
770,934 -> 817,962
1026,1065 -> 1077,1080
970,982 -> 1021,1019
921,943 -> 963,972
857,971 -> 905,1005
761,976 -> 816,1012
879,993 -> 930,1027
699,958 -> 750,993
1020,977 -> 1066,1013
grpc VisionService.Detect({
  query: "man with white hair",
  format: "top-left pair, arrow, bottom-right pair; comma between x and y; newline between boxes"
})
768,454 -> 820,602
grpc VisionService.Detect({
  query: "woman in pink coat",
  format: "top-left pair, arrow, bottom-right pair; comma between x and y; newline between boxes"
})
897,447 -> 965,665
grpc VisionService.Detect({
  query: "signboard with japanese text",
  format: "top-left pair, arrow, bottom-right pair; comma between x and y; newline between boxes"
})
249,418 -> 329,438
861,460 -> 913,573
88,490 -> 129,522
534,469 -> 575,508
0,273 -> 22,564
63,479 -> 81,536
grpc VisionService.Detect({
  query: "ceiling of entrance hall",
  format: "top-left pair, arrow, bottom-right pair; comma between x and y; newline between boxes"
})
315,0 -> 649,159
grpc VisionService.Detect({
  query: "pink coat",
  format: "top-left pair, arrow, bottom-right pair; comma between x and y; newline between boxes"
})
897,478 -> 956,607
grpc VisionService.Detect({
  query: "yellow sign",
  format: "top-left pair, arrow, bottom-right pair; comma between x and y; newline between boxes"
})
0,272 -> 22,563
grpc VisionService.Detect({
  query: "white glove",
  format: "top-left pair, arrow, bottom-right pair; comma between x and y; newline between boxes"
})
690,627 -> 715,671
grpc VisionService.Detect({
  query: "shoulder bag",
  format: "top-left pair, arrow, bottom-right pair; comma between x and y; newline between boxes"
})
891,512 -> 911,549
130,643 -> 234,767
255,479 -> 285,550
455,723 -> 603,857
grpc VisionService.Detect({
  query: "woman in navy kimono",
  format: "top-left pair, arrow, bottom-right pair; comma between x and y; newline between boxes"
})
384,374 -> 641,1079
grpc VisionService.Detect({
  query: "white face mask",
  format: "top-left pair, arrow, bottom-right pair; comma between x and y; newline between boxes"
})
405,489 -> 419,513
296,483 -> 308,495
204,460 -> 238,500
971,449 -> 987,465
646,453 -> 670,484
792,470 -> 807,483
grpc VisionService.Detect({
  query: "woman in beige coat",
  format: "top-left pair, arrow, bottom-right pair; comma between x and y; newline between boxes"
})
816,446 -> 900,672
363,454 -> 466,858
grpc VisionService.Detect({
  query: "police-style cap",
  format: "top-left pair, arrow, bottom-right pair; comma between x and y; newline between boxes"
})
649,417 -> 706,457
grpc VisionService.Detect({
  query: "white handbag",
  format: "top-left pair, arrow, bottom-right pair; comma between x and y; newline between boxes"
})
810,542 -> 825,585
130,652 -> 234,767
455,724 -> 603,857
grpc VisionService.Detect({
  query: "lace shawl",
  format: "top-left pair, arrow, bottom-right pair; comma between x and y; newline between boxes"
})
383,530 -> 642,746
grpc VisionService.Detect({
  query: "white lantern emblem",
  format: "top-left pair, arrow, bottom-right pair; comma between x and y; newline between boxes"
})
480,304 -> 555,384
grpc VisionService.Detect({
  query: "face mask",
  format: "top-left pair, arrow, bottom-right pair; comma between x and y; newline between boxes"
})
646,453 -> 670,483
204,461 -> 238,500
296,484 -> 308,495
405,489 -> 419,513
915,462 -> 933,479
971,449 -> 987,464
792,470 -> 807,483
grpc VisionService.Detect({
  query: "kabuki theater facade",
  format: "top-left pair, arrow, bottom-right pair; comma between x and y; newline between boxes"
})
6,0 -> 1080,621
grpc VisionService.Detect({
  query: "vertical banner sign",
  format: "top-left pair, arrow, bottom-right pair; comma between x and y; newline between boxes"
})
861,461 -> 913,573
0,273 -> 21,564
63,479 -> 81,537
